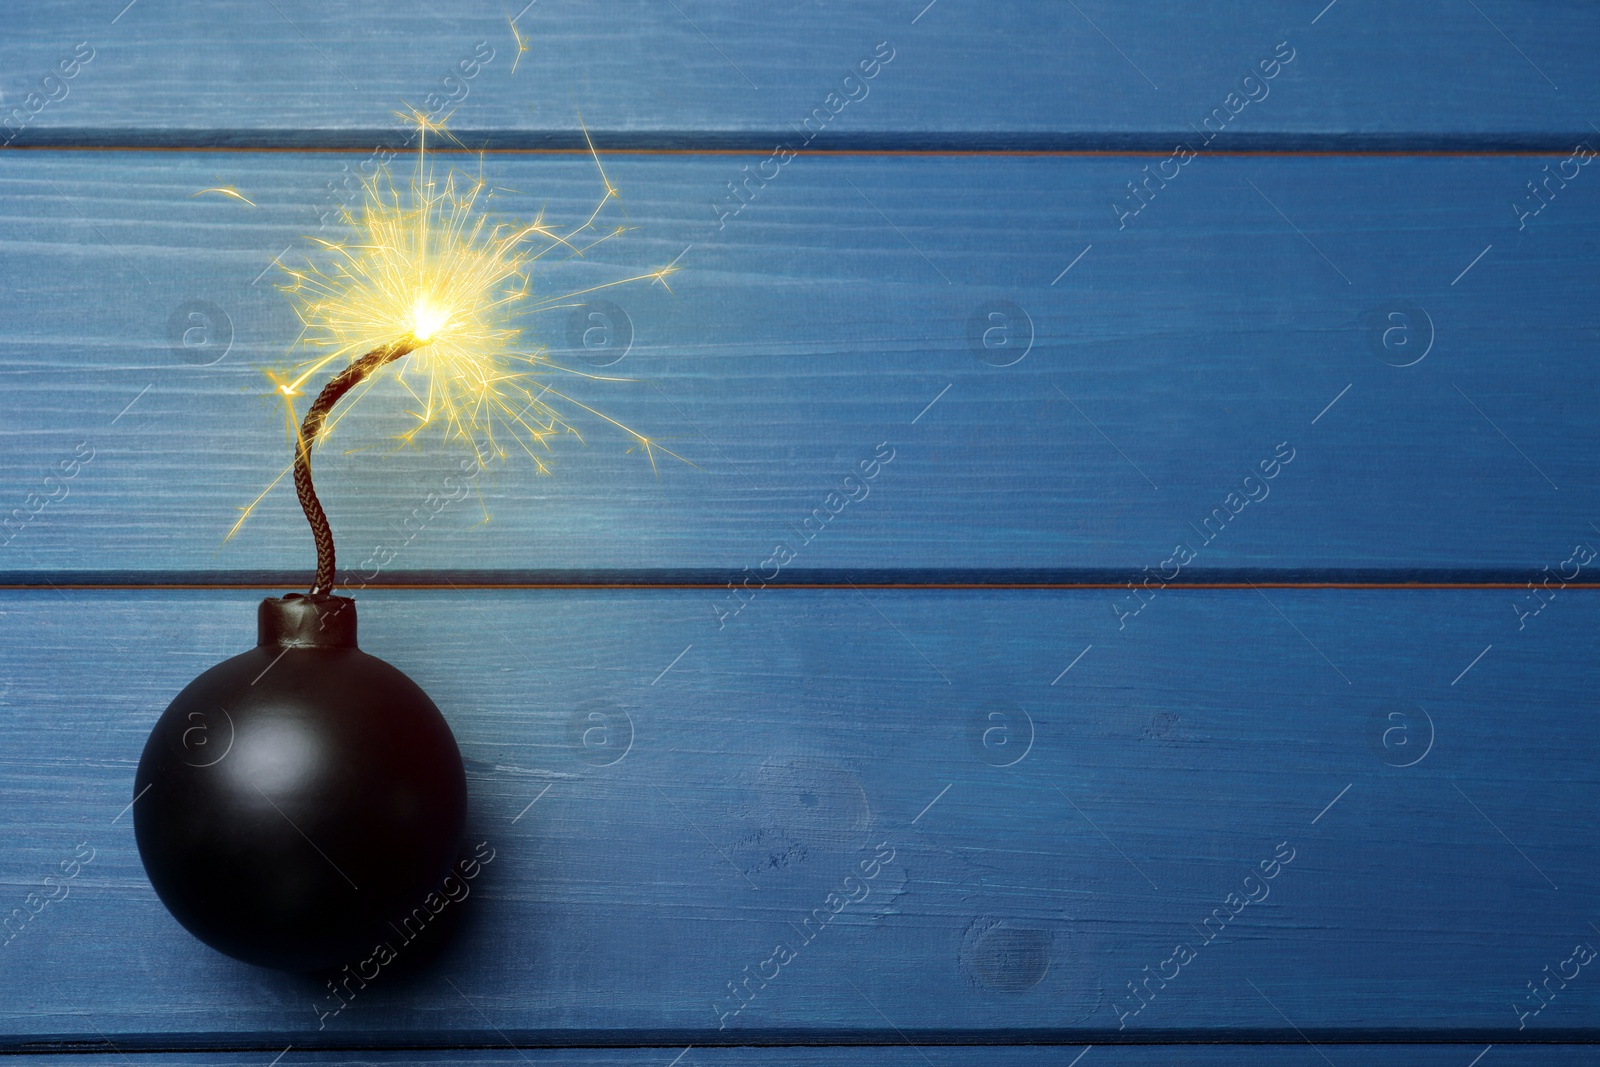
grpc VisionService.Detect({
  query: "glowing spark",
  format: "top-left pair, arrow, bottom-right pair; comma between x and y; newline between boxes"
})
226,109 -> 681,543
409,295 -> 450,341
509,17 -> 531,73
193,186 -> 256,206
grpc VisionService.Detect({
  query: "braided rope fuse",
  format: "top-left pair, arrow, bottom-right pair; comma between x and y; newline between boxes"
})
292,339 -> 416,595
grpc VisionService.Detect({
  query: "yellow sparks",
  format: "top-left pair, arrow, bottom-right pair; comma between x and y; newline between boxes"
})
193,186 -> 256,206
225,108 -> 682,543
509,16 -> 532,73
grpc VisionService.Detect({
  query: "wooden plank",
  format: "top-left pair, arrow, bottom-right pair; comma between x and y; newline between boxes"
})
9,1049 -> 1597,1065
2,587 -> 1596,1046
1,151 -> 1597,577
3,1048 -> 1594,1065
0,2 -> 1595,148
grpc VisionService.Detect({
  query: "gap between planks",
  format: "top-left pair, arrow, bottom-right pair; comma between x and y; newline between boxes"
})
3,144 -> 1597,158
4,580 -> 1597,592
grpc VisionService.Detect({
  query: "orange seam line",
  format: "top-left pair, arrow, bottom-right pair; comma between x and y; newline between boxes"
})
0,581 -> 1586,592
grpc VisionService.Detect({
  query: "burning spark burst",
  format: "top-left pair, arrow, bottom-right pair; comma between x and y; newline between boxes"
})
228,109 -> 680,542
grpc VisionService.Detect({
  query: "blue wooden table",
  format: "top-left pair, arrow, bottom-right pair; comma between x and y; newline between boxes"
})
3,2 -> 1598,1063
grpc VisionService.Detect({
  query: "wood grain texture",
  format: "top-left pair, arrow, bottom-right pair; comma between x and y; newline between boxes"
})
1,588 -> 1595,1047
4,1050 -> 1596,1066
4,0 -> 1598,1060
8,1049 -> 1596,1065
0,2 -> 1595,148
1,152 -> 1597,577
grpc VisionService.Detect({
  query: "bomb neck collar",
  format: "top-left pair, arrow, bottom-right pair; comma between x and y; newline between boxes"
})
259,593 -> 358,649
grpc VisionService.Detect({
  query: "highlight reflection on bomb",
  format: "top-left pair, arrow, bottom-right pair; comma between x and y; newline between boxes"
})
133,110 -> 680,971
